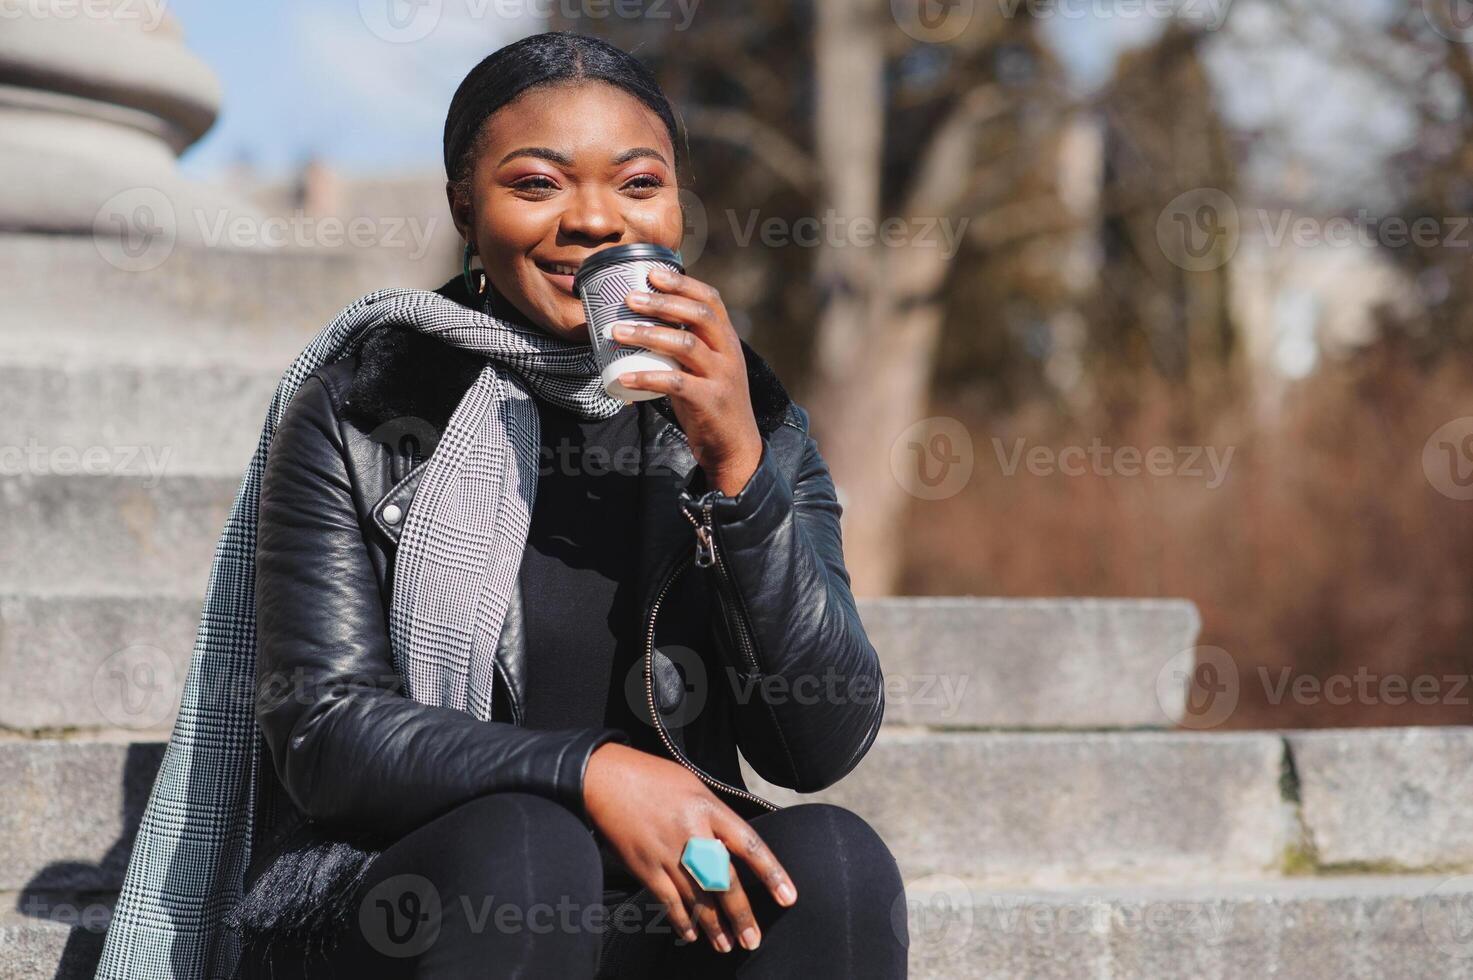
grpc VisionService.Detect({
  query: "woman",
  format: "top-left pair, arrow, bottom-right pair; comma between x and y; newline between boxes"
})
98,30 -> 905,980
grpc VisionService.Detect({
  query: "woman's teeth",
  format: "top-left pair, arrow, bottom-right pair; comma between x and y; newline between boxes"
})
543,262 -> 578,276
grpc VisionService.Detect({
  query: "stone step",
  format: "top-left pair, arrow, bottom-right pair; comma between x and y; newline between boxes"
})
0,472 -> 236,595
742,730 -> 1292,884
0,233 -> 394,370
0,362 -> 280,477
7,874 -> 1473,979
0,592 -> 1202,732
0,594 -> 200,734
903,873 -> 1473,980
8,724 -> 1473,893
1287,728 -> 1473,871
0,741 -> 165,893
859,596 -> 1200,728
0,732 -> 1296,894
0,897 -> 110,980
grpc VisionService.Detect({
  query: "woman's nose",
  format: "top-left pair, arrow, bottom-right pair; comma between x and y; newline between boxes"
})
558,186 -> 624,242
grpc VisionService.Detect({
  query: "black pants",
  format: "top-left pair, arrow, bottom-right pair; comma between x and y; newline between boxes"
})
237,791 -> 909,979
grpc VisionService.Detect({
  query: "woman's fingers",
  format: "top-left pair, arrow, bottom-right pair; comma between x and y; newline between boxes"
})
647,873 -> 701,945
666,811 -> 799,955
671,870 -> 734,953
615,368 -> 708,401
610,321 -> 713,375
712,808 -> 798,909
712,873 -> 763,951
628,269 -> 735,352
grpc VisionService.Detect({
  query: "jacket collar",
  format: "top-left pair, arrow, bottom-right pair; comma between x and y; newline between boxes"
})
341,274 -> 798,440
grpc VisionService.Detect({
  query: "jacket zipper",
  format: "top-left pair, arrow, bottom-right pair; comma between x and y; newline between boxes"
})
644,550 -> 778,813
655,423 -> 759,672
679,494 -> 763,678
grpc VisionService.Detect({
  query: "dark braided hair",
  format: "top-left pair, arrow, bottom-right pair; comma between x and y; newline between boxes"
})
443,31 -> 683,202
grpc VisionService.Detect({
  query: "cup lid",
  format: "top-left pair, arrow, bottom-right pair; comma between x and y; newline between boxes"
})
573,243 -> 684,293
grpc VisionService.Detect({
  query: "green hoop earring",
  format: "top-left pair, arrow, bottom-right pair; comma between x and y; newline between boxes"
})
459,240 -> 477,294
462,241 -> 486,296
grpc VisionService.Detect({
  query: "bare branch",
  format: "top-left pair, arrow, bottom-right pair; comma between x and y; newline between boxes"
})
900,84 -> 1011,218
681,106 -> 818,194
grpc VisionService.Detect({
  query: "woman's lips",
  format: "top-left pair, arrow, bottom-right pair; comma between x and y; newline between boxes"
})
534,259 -> 580,295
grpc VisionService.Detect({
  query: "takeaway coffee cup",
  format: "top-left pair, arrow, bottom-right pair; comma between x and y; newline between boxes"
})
572,243 -> 686,402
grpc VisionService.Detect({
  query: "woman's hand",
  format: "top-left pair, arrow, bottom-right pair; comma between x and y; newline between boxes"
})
612,267 -> 764,496
583,742 -> 798,953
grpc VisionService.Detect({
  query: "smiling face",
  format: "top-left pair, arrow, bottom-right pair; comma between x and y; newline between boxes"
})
446,79 -> 684,342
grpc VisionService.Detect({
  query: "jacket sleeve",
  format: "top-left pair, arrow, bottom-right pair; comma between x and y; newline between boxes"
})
682,405 -> 885,793
254,374 -> 631,842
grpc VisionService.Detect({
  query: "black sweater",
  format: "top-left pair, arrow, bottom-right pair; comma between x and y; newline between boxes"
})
516,394 -> 663,894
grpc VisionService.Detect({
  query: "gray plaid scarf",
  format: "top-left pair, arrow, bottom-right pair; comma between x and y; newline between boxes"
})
94,285 -> 627,979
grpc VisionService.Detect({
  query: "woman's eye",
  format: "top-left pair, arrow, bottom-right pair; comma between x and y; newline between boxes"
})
623,174 -> 664,193
512,175 -> 559,193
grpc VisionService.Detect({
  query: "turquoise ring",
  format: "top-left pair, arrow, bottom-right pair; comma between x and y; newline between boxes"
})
680,836 -> 732,892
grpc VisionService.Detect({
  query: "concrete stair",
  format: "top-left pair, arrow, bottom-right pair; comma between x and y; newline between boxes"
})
7,726 -> 1471,898
0,361 -> 280,477
0,733 -> 1293,895
0,234 -> 389,369
8,874 -> 1473,980
6,727 -> 1473,977
0,900 -> 111,980
903,874 -> 1473,980
0,592 -> 1199,733
0,474 -> 238,595
5,240 -> 1472,978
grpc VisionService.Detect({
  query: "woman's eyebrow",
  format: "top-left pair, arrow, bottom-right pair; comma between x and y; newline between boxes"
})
611,146 -> 669,167
498,147 -> 572,167
496,146 -> 669,168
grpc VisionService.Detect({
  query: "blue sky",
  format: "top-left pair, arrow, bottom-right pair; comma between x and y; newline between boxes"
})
172,0 -> 538,178
168,3 -> 1168,179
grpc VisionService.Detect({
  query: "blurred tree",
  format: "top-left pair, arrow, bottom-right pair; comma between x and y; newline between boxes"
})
1365,11 -> 1473,360
1214,0 -> 1473,362
1088,24 -> 1242,417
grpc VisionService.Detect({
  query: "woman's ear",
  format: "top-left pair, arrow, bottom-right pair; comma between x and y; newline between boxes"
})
445,179 -> 473,242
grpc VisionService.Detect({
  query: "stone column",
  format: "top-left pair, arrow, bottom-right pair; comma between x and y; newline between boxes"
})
0,0 -> 221,233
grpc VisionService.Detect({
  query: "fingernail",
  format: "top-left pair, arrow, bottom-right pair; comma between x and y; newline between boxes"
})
611,323 -> 633,340
741,926 -> 761,950
650,266 -> 674,281
778,882 -> 797,905
627,290 -> 651,304
716,932 -> 732,953
684,927 -> 699,942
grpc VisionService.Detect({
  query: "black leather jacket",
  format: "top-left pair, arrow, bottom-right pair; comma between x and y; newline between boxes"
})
247,277 -> 885,881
